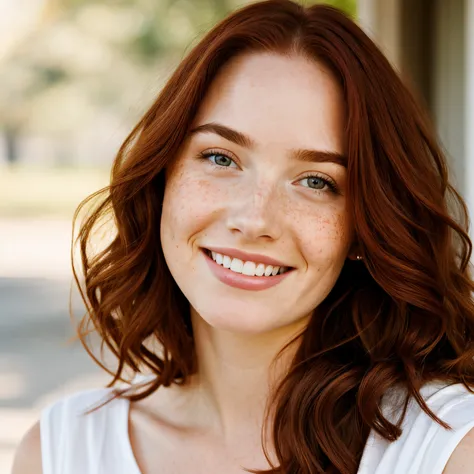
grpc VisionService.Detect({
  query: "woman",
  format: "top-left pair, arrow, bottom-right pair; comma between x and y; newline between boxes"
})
13,1 -> 474,473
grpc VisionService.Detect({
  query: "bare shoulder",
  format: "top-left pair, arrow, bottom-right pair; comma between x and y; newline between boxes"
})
11,421 -> 43,474
442,426 -> 474,474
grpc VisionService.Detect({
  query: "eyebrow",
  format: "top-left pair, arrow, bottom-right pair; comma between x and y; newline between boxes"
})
188,122 -> 347,168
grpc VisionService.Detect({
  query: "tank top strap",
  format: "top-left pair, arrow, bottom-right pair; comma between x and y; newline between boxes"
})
418,385 -> 474,472
40,387 -> 136,474
358,382 -> 474,473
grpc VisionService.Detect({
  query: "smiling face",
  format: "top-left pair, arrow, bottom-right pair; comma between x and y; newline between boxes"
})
160,52 -> 356,335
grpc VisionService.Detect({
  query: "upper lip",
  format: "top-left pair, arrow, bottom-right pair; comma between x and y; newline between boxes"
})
204,246 -> 291,267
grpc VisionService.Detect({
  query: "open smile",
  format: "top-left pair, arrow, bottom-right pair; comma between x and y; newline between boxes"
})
201,247 -> 294,291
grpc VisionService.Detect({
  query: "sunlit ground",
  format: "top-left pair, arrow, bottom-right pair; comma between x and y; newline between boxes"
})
0,165 -> 110,219
0,165 -> 112,472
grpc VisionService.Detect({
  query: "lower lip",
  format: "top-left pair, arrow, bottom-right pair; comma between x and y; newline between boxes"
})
202,250 -> 293,291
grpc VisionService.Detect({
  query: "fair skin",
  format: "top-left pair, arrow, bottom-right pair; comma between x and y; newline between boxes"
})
12,52 -> 474,474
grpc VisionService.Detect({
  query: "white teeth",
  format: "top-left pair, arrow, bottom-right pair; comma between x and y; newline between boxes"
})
255,263 -> 265,276
264,265 -> 273,277
230,258 -> 243,273
208,250 -> 289,277
242,261 -> 256,276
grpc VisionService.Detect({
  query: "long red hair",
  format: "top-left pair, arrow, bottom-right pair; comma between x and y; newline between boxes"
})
72,1 -> 474,473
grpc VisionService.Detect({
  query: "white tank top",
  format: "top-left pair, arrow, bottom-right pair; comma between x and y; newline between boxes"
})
40,381 -> 474,473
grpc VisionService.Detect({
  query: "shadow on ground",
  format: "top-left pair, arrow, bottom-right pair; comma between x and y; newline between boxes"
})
0,276 -> 109,472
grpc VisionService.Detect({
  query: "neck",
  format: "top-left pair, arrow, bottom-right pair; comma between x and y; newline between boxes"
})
189,309 -> 309,442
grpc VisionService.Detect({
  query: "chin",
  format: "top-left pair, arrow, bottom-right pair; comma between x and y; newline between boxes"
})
191,301 -> 290,335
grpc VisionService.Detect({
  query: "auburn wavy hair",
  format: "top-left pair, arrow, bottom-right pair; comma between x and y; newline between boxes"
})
72,1 -> 474,473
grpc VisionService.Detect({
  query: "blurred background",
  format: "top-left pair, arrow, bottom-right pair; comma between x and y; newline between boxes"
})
1,0 -> 473,471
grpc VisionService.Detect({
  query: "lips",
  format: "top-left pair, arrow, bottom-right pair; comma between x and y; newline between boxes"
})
204,246 -> 288,268
204,248 -> 289,277
201,247 -> 294,291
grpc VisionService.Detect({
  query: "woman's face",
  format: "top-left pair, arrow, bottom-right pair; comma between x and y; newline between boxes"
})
161,52 -> 355,335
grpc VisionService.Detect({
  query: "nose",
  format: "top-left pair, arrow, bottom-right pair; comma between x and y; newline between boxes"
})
226,183 -> 283,242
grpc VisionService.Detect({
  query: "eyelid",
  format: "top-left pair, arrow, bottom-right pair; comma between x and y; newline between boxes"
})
202,147 -> 239,162
298,171 -> 335,184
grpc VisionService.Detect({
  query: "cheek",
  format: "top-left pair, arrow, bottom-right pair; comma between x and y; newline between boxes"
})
161,167 -> 225,241
294,203 -> 353,264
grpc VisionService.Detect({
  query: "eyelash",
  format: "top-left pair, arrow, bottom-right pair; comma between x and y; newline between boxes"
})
196,150 -> 339,194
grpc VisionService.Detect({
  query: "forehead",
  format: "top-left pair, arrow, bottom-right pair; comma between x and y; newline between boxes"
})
193,52 -> 345,153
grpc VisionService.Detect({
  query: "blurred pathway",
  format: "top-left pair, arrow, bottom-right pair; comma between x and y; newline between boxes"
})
0,218 -> 109,473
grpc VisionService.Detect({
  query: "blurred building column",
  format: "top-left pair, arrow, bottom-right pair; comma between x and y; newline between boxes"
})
466,0 -> 474,237
358,0 -> 474,243
358,0 -> 435,113
432,0 -> 466,195
357,0 -> 402,69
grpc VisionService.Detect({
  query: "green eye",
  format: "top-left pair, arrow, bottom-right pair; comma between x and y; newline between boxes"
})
211,154 -> 234,167
303,176 -> 326,189
199,151 -> 238,168
299,175 -> 338,193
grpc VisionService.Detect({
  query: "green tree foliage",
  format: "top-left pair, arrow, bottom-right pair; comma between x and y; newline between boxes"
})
0,0 -> 357,165
312,0 -> 356,17
59,0 -> 357,64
